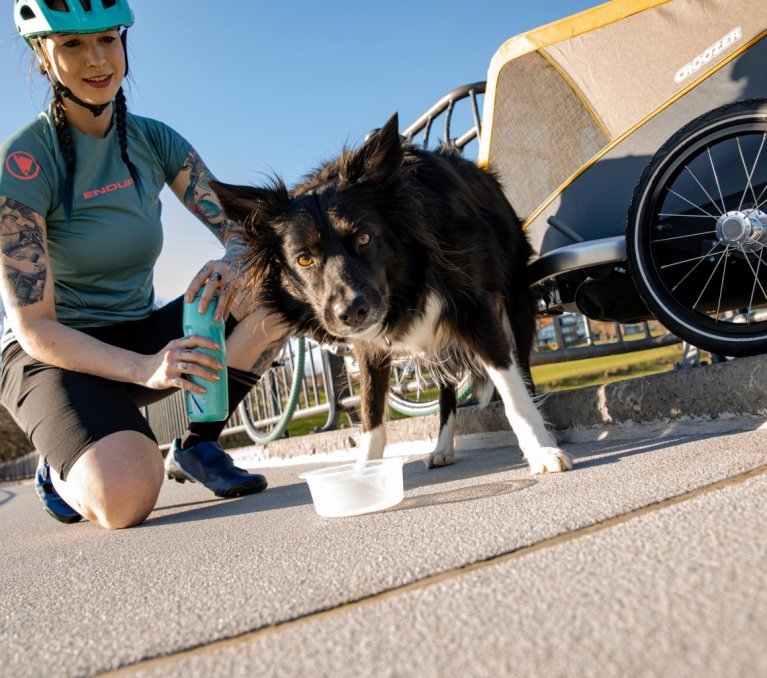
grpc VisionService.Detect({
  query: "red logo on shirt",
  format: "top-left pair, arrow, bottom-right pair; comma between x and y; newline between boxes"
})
5,151 -> 40,180
83,178 -> 134,200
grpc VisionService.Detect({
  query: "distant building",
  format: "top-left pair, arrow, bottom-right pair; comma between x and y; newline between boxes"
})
535,313 -> 588,349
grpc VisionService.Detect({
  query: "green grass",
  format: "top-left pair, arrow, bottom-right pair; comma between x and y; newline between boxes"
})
532,343 -> 685,392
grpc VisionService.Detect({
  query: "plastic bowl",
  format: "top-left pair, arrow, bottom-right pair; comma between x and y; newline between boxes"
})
299,458 -> 404,517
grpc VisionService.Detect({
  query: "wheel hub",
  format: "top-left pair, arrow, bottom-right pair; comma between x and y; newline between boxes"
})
716,209 -> 767,253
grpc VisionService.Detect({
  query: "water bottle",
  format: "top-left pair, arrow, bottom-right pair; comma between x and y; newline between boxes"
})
182,291 -> 229,422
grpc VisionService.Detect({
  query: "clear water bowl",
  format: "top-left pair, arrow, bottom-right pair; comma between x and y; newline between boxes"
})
299,458 -> 405,518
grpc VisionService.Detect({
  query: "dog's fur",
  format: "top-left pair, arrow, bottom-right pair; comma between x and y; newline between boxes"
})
212,115 -> 572,474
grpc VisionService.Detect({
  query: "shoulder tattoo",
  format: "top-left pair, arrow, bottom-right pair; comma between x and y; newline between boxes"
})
0,197 -> 47,307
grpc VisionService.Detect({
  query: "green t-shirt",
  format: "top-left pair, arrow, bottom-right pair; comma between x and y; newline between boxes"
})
0,109 -> 195,350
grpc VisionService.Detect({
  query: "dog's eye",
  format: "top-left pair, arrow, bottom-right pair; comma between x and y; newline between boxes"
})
356,232 -> 372,247
297,255 -> 314,268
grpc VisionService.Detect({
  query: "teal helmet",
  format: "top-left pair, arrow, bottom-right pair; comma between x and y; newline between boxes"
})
15,0 -> 134,46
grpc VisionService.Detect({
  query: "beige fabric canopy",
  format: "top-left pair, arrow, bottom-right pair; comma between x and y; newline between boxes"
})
479,0 -> 766,225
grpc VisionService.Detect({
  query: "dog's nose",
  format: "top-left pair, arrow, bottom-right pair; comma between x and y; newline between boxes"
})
335,295 -> 370,327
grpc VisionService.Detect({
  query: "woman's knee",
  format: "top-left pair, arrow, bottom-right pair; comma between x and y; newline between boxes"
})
54,432 -> 164,530
226,304 -> 290,372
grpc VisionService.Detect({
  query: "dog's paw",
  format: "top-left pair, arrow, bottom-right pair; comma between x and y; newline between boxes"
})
426,449 -> 455,469
527,447 -> 572,474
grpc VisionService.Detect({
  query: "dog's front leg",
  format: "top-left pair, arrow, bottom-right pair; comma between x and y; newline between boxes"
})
427,386 -> 457,468
356,348 -> 392,462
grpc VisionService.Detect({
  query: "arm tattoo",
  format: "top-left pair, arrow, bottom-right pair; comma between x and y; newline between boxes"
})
0,196 -> 47,308
181,149 -> 239,241
180,149 -> 249,275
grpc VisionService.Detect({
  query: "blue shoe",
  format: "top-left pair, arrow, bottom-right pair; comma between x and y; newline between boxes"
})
165,439 -> 268,498
34,458 -> 82,524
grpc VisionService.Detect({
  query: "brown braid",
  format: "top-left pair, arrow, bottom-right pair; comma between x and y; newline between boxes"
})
50,87 -> 77,221
114,86 -> 144,202
115,29 -> 144,202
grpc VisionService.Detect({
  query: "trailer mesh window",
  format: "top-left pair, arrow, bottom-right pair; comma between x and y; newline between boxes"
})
487,51 -> 606,222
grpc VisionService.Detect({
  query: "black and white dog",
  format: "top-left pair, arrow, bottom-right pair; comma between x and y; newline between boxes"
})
213,115 -> 572,474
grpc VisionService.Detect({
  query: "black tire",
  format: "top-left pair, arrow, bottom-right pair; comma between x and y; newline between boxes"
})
626,99 -> 767,357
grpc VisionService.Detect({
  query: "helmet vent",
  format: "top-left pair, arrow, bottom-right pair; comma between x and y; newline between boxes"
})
19,6 -> 37,20
42,1 -> 70,12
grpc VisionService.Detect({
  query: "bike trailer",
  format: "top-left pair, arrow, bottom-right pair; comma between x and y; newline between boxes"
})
479,0 -> 767,355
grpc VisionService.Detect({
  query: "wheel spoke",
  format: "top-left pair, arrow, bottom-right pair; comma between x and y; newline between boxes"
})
684,165 -> 724,216
666,242 -> 722,294
758,186 -> 767,210
756,141 -> 767,207
707,145 -> 728,214
741,245 -> 767,315
715,249 -> 729,321
652,228 -> 717,243
667,188 -> 718,218
658,213 -> 718,218
662,242 -> 721,271
737,134 -> 764,210
692,247 -> 728,312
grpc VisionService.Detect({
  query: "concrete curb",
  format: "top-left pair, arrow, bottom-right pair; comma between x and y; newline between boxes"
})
237,355 -> 767,462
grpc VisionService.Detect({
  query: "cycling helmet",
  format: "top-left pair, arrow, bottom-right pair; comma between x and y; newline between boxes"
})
15,0 -> 134,46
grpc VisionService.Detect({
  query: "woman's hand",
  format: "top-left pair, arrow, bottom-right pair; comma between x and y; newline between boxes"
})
142,335 -> 224,392
184,259 -> 242,322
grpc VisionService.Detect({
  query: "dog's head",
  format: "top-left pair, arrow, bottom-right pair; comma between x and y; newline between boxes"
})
212,114 -> 422,342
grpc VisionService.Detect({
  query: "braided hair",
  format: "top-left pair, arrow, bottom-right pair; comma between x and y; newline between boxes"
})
114,85 -> 144,204
49,84 -> 77,220
43,28 -> 144,221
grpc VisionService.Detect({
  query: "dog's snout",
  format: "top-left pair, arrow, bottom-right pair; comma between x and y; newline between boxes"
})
334,295 -> 370,327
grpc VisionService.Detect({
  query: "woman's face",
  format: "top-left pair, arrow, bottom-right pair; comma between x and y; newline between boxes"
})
38,29 -> 125,105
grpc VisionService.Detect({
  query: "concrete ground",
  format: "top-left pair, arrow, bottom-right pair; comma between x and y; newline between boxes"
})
1,357 -> 766,677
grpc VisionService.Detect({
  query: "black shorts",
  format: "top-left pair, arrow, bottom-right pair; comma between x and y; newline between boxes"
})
0,296 -> 238,480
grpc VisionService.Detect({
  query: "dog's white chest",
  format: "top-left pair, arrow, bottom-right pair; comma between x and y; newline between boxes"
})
386,294 -> 446,355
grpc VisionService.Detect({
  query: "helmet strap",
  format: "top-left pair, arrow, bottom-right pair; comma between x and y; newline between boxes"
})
51,80 -> 111,118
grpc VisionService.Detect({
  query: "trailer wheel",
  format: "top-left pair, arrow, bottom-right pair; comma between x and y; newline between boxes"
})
627,99 -> 767,357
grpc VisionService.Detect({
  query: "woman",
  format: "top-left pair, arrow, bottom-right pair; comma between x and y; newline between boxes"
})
0,0 -> 288,529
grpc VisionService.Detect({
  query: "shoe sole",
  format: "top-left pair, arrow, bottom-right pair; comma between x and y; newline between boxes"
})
215,479 -> 268,498
166,469 -> 268,498
40,502 -> 82,524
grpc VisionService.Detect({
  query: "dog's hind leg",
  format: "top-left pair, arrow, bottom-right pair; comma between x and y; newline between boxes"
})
504,285 -> 537,392
426,386 -> 457,468
483,361 -> 572,473
459,305 -> 572,474
356,348 -> 391,463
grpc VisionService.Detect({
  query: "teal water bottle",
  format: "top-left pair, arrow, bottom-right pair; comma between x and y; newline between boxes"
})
182,291 -> 229,422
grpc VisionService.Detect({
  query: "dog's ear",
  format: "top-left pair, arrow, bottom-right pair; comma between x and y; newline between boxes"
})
210,180 -> 290,229
340,113 -> 403,184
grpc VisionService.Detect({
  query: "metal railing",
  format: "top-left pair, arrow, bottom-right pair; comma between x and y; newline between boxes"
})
402,81 -> 485,150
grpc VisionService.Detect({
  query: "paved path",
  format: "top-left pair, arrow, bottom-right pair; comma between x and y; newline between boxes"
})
2,418 -> 766,677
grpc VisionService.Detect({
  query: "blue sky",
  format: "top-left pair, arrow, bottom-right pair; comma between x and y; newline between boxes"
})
1,0 -> 598,304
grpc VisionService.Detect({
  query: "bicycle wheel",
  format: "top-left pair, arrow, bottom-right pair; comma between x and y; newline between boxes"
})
387,357 -> 473,416
627,99 -> 767,357
237,337 -> 306,444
